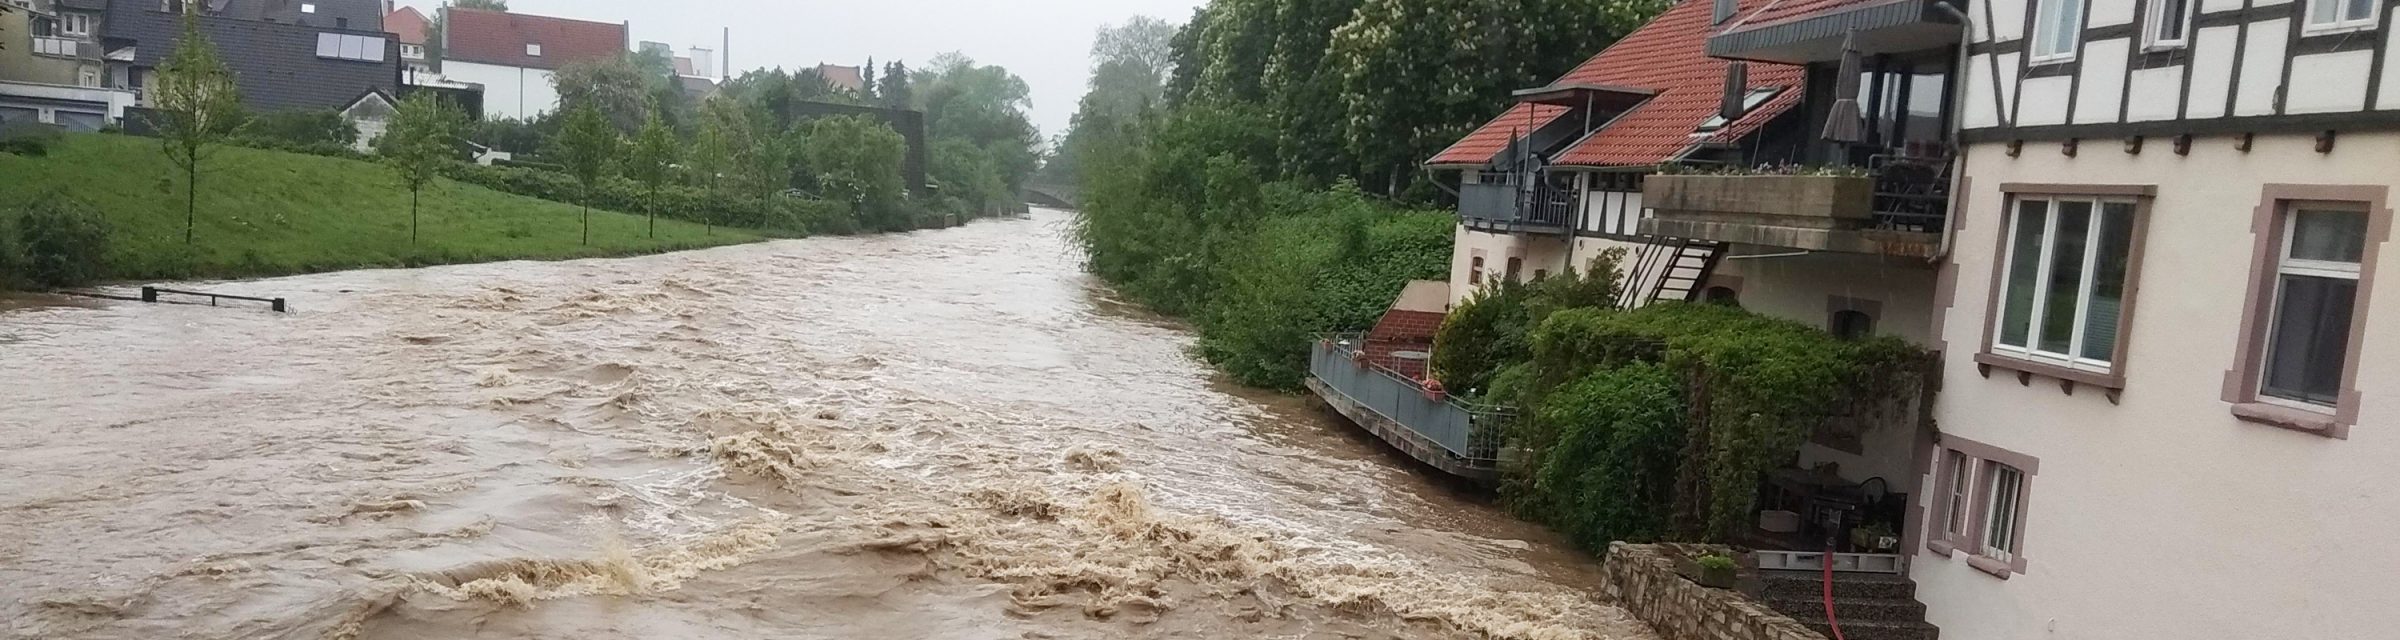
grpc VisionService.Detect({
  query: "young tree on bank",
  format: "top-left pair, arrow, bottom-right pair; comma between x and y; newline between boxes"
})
151,10 -> 243,246
377,92 -> 465,247
550,104 -> 621,245
626,108 -> 681,239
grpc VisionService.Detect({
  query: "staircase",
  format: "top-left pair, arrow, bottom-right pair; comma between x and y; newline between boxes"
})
1617,238 -> 1728,308
1757,570 -> 1941,640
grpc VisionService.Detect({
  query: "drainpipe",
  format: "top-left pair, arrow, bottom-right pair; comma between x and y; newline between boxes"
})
1931,0 -> 1976,265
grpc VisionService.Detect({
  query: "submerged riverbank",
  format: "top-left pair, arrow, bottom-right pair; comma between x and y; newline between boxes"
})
0,210 -> 1653,640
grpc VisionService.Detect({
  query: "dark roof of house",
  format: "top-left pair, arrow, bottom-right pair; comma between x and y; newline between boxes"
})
109,8 -> 398,113
1432,0 -> 1805,169
57,0 -> 109,12
1722,0 -> 1889,31
442,7 -> 625,71
385,6 -> 429,45
190,0 -> 383,30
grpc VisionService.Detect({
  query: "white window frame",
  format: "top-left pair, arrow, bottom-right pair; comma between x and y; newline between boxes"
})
62,13 -> 91,37
2031,0 -> 2087,63
2142,0 -> 2196,49
526,43 -> 544,57
1943,451 -> 1974,539
2256,206 -> 2368,411
1991,195 -> 2137,375
2305,0 -> 2381,33
1980,464 -> 2027,563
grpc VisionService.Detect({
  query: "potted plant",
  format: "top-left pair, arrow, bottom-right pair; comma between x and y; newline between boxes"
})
1695,554 -> 1739,589
1851,522 -> 1899,552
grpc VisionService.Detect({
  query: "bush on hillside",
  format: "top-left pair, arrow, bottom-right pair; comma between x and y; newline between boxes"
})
0,122 -> 62,156
9,195 -> 113,289
441,163 -> 859,236
244,109 -> 357,147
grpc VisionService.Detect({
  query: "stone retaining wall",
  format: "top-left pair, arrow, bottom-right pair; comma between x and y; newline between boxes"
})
1600,543 -> 1825,640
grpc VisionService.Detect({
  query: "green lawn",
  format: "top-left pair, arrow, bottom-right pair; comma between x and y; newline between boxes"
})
0,133 -> 760,282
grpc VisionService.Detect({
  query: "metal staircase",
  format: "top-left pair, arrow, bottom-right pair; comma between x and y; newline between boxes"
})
1616,237 -> 1728,309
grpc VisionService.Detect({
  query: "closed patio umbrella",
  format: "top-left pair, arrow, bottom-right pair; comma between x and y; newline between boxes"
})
1822,31 -> 1865,144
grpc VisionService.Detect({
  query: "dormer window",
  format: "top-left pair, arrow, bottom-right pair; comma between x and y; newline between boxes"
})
526,43 -> 543,57
62,13 -> 91,37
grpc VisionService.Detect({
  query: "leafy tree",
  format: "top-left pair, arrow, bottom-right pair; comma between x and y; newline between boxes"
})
934,138 -> 1007,217
626,108 -> 681,239
914,53 -> 1040,195
687,97 -> 752,234
878,61 -> 913,111
861,57 -> 878,101
377,92 -> 465,247
549,104 -> 621,245
150,11 -> 244,246
1051,17 -> 1179,187
802,116 -> 909,231
553,55 -> 653,133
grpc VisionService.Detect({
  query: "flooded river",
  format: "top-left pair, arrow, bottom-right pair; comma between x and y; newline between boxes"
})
0,210 -> 1654,640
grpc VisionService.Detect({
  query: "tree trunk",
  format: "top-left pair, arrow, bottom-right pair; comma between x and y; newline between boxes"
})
410,188 -> 421,247
581,185 -> 592,246
647,185 -> 657,239
184,161 -> 197,246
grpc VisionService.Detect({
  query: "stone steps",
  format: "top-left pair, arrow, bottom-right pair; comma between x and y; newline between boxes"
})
1758,570 -> 1918,600
1800,618 -> 1943,640
1763,595 -> 1926,622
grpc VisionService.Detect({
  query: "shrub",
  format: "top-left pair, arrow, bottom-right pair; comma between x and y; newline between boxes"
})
439,163 -> 860,236
0,122 -> 63,156
244,109 -> 357,147
10,196 -> 113,289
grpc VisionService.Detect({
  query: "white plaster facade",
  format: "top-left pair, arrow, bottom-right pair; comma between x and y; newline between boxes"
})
443,60 -> 558,121
1914,132 -> 2400,640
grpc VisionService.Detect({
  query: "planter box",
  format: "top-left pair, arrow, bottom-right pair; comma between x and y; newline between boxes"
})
1646,174 -> 1875,221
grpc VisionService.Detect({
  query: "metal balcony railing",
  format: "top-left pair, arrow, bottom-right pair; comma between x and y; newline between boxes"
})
1308,334 -> 1508,466
1459,175 -> 1577,234
1868,153 -> 1952,234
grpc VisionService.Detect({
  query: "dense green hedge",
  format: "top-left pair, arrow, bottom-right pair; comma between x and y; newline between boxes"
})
1502,303 -> 1927,547
4,196 -> 112,289
439,164 -> 860,236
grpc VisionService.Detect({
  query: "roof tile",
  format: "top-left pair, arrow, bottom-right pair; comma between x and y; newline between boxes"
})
1426,103 -> 1571,166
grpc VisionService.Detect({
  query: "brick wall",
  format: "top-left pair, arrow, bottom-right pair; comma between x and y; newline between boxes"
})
1601,543 -> 1825,640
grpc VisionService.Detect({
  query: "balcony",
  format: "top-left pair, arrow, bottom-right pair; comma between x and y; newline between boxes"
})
1305,334 -> 1507,483
1459,175 -> 1577,235
1642,157 -> 1951,259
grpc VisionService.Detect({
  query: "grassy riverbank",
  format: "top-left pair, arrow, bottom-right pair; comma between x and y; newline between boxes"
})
0,134 -> 758,285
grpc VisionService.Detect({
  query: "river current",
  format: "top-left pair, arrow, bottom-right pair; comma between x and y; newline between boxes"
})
0,209 -> 1655,640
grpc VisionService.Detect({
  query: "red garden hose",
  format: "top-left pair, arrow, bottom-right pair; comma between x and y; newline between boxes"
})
1821,547 -> 1849,640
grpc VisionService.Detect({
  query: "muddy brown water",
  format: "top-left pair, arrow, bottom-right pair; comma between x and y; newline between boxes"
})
0,210 -> 1657,640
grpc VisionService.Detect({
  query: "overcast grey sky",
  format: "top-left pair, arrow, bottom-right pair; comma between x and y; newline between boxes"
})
397,0 -> 1202,140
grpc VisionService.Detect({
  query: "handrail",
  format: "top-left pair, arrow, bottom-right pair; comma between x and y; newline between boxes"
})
1310,334 -> 1510,464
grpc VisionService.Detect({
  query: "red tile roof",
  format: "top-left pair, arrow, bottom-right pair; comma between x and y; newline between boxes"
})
385,6 -> 430,46
1426,103 -> 1571,166
1550,0 -> 1804,167
443,8 -> 627,71
1722,0 -> 1891,32
815,64 -> 866,93
1428,0 -> 1806,169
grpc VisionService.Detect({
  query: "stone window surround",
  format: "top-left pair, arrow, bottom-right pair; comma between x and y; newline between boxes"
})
1975,183 -> 2159,392
2221,184 -> 2391,440
1922,434 -> 2040,579
1469,251 -> 1487,286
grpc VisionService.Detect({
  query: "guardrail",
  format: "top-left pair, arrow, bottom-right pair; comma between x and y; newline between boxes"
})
1308,334 -> 1507,465
143,286 -> 288,312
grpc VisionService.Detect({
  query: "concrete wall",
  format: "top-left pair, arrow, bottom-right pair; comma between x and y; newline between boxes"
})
1713,251 -> 1942,347
446,60 -> 556,121
1915,132 -> 2400,640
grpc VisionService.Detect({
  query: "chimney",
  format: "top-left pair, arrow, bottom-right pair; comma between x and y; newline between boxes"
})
1713,0 -> 1738,25
1721,62 -> 1749,120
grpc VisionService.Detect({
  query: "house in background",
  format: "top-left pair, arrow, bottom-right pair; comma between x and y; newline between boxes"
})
383,3 -> 429,79
440,6 -> 626,120
104,0 -> 399,116
339,87 -> 395,152
643,40 -> 719,98
0,0 -> 134,130
813,62 -> 863,94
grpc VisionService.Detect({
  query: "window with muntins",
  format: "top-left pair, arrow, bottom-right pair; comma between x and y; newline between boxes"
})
2144,0 -> 2193,48
2306,0 -> 2379,32
1994,196 -> 2139,374
1943,451 -> 1973,539
63,13 -> 90,37
1981,464 -> 2027,563
2261,207 -> 2368,407
2032,0 -> 2086,62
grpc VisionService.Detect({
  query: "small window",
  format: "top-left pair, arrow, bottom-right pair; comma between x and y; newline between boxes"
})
527,43 -> 544,57
77,68 -> 99,88
62,13 -> 91,37
1694,88 -> 1782,133
1505,257 -> 1524,282
1704,286 -> 1741,307
1831,309 -> 1876,340
2031,0 -> 2086,62
336,17 -> 348,30
2306,0 -> 2380,32
1992,196 -> 2139,374
2144,0 -> 2193,49
1469,257 -> 1486,286
2260,207 -> 2368,407
1943,451 -> 1974,539
1981,464 -> 2027,563
1533,269 -> 1550,281
301,2 -> 317,12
